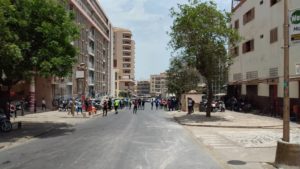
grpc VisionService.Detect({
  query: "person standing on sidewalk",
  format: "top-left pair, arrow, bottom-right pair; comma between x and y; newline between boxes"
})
41,98 -> 46,111
187,98 -> 194,115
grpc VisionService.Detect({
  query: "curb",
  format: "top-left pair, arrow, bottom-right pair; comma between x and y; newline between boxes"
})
173,117 -> 283,129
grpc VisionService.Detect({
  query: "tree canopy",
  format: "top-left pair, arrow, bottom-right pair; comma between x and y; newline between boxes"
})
0,0 -> 79,88
169,0 -> 240,117
166,55 -> 202,99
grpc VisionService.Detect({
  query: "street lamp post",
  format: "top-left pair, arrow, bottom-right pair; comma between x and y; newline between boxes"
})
283,0 -> 290,142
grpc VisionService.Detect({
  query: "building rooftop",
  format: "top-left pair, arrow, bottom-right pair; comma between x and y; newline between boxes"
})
232,0 -> 247,12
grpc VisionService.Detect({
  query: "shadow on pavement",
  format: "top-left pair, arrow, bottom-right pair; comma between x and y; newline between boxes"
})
0,122 -> 75,144
175,113 -> 231,123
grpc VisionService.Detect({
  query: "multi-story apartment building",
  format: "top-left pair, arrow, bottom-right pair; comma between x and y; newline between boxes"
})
137,81 -> 150,97
150,73 -> 168,97
113,27 -> 136,97
35,0 -> 113,108
228,0 -> 300,114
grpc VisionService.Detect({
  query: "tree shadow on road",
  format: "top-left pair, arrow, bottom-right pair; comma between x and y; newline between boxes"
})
175,113 -> 231,124
0,122 -> 75,146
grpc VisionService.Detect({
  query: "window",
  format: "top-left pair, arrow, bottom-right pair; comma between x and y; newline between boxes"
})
69,4 -> 74,11
270,0 -> 279,6
123,64 -> 131,68
243,8 -> 255,25
113,60 -> 117,68
234,20 -> 239,29
260,0 -> 264,5
242,39 -> 254,53
270,27 -> 278,43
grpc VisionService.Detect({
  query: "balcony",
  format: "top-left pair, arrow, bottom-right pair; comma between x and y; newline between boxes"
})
122,40 -> 131,45
88,62 -> 95,71
122,33 -> 132,39
88,78 -> 95,86
88,56 -> 95,70
88,47 -> 95,56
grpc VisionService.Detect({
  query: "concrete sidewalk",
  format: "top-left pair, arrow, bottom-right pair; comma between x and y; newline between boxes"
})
0,110 -> 106,150
167,110 -> 300,169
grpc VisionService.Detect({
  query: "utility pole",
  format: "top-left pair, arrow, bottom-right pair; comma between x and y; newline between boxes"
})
283,0 -> 290,142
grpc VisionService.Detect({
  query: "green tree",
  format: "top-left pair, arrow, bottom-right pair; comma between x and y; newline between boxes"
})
166,56 -> 202,100
169,0 -> 239,117
0,0 -> 79,107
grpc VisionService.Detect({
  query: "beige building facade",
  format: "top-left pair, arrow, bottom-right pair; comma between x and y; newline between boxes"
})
35,0 -> 114,108
150,73 -> 168,97
137,81 -> 151,97
113,27 -> 136,97
229,0 -> 300,115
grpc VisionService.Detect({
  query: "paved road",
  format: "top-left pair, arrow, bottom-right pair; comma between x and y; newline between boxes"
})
0,105 -> 223,169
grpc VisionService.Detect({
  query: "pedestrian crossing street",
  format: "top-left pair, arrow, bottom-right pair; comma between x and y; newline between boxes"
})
195,134 -> 240,149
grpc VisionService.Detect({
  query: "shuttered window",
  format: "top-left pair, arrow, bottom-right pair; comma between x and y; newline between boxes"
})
242,39 -> 254,53
270,27 -> 278,43
243,8 -> 255,25
234,20 -> 239,29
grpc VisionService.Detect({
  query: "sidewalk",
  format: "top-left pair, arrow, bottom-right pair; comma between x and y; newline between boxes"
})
167,110 -> 300,169
0,110 -> 104,150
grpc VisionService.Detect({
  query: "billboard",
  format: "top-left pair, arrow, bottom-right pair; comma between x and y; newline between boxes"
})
290,9 -> 300,44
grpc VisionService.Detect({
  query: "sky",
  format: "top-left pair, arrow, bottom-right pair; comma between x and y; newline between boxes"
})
99,0 -> 231,81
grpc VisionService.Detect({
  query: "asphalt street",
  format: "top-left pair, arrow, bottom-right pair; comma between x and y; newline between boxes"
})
0,105 -> 223,169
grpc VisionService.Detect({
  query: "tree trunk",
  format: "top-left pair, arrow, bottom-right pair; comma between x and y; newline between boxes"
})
4,85 -> 12,120
206,80 -> 213,117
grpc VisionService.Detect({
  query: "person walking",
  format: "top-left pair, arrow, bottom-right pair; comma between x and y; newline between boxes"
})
108,98 -> 112,111
102,100 -> 108,116
151,100 -> 154,110
129,99 -> 132,110
76,101 -> 82,115
133,99 -> 138,114
141,100 -> 145,110
41,97 -> 46,111
155,100 -> 159,110
114,99 -> 119,114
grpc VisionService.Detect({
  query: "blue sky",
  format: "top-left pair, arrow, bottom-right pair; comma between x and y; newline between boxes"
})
99,0 -> 231,80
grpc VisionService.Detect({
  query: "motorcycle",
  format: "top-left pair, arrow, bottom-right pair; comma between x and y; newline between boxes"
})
0,111 -> 12,132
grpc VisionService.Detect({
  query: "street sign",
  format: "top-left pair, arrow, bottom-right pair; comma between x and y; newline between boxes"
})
290,9 -> 300,45
76,71 -> 84,79
296,63 -> 300,75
